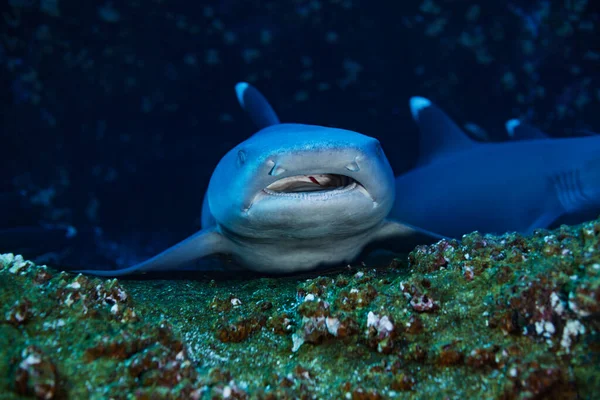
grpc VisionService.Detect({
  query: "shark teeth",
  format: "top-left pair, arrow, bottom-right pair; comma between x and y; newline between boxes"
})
264,174 -> 353,193
263,181 -> 358,198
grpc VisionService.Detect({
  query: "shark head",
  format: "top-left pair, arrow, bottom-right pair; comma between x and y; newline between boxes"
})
207,123 -> 395,239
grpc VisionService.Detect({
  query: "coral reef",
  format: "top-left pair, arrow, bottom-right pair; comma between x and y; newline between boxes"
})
1,218 -> 599,398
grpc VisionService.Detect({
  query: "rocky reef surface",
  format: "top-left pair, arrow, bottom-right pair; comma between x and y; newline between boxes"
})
1,218 -> 599,399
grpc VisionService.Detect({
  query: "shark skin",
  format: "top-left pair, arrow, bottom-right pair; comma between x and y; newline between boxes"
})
79,83 -> 444,276
390,97 -> 600,239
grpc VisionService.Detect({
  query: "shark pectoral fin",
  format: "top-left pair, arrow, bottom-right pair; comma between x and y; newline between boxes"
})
505,119 -> 549,140
371,219 -> 448,253
409,96 -> 477,166
235,82 -> 281,130
524,211 -> 564,235
77,228 -> 230,277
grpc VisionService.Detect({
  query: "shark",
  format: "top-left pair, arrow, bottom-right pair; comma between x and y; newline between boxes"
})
79,83 -> 444,276
390,97 -> 600,238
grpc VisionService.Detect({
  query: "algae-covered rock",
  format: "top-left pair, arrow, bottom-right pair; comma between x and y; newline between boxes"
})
1,219 -> 599,399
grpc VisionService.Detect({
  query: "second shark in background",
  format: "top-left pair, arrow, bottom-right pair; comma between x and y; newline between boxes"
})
390,97 -> 600,238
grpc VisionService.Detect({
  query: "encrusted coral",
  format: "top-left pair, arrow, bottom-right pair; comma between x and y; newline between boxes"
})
1,218 -> 599,398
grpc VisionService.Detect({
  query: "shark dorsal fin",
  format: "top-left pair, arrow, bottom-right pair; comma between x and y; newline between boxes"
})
409,97 -> 476,166
505,119 -> 549,140
235,82 -> 281,130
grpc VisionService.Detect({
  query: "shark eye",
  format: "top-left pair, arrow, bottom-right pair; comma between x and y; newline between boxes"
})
237,150 -> 247,167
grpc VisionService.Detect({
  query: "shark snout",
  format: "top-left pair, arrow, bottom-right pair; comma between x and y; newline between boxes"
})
264,148 -> 369,178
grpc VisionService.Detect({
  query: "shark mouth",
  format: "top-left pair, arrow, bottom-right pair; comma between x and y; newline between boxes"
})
263,174 -> 358,195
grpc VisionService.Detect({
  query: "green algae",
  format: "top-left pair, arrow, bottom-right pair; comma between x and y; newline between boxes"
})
1,219 -> 600,399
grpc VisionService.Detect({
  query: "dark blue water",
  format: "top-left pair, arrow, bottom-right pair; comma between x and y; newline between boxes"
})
1,0 -> 598,268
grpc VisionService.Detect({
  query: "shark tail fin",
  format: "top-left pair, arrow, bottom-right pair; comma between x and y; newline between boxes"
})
235,82 -> 281,130
76,228 -> 228,277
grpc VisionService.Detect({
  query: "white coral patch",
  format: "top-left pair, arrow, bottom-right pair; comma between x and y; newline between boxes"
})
367,311 -> 378,328
568,297 -> 591,317
378,316 -> 394,334
550,292 -> 565,315
8,255 -> 28,274
366,311 -> 394,335
291,333 -> 305,352
67,281 -> 81,289
560,320 -> 585,352
326,317 -> 340,336
0,253 -> 15,268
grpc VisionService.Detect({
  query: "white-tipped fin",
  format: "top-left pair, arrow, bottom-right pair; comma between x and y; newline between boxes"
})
409,96 -> 476,166
505,119 -> 521,138
409,96 -> 431,120
505,119 -> 548,140
235,82 -> 281,130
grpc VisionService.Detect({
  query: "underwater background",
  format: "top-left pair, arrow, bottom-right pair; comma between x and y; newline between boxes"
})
1,1 -> 600,399
1,0 -> 599,269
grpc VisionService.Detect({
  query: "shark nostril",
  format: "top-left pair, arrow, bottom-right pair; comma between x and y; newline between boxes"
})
345,157 -> 360,172
268,160 -> 286,176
